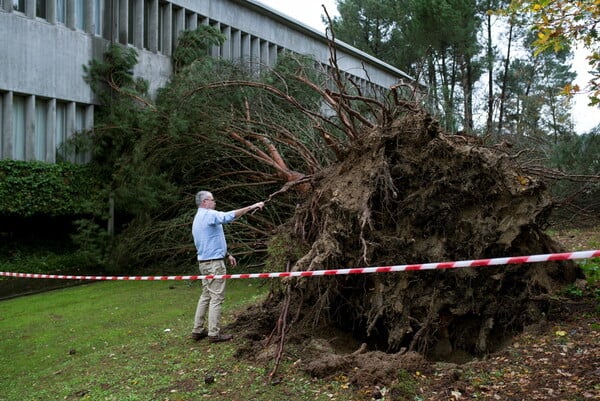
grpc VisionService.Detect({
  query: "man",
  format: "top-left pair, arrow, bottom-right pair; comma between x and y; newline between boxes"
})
191,190 -> 265,343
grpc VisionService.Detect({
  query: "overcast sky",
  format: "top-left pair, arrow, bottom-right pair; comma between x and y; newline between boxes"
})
256,0 -> 599,134
256,0 -> 339,32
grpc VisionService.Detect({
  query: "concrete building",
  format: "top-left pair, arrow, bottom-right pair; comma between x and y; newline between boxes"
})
0,0 -> 413,163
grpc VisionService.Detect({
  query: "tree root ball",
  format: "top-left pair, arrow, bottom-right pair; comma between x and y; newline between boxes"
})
235,111 -> 583,381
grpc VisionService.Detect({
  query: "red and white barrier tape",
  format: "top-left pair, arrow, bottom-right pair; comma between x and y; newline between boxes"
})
1,250 -> 598,281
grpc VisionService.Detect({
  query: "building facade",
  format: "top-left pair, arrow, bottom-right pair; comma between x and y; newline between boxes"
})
0,0 -> 413,163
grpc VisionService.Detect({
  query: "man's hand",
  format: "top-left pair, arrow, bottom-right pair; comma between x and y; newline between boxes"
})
235,201 -> 266,218
227,254 -> 237,267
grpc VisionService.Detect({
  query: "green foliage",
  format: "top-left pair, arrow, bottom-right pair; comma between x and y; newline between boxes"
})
266,230 -> 309,273
0,160 -> 101,217
83,43 -> 147,101
495,30 -> 575,142
83,43 -> 176,220
0,249 -> 98,275
79,33 -> 335,274
70,219 -> 112,269
264,52 -> 325,111
548,132 -> 600,217
550,131 -> 600,175
83,43 -> 152,174
578,258 -> 600,285
512,0 -> 600,105
172,25 -> 226,73
390,369 -> 419,399
331,0 -> 402,62
333,0 -> 484,131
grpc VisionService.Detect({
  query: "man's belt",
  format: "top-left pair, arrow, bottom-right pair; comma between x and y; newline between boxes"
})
198,258 -> 224,264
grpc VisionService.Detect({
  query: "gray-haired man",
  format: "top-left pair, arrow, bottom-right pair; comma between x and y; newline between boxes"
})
190,190 -> 264,343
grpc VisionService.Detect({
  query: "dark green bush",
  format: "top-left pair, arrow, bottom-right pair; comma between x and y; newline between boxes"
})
0,160 -> 102,217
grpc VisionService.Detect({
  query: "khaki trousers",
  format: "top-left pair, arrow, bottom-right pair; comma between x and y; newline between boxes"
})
192,259 -> 226,337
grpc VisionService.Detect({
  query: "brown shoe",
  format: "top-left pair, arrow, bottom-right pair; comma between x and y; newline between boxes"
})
191,330 -> 208,341
208,333 -> 233,343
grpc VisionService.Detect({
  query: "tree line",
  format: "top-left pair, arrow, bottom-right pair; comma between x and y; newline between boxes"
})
329,0 -> 599,222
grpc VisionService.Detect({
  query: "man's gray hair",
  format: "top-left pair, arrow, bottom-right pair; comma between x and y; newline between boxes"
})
195,191 -> 211,207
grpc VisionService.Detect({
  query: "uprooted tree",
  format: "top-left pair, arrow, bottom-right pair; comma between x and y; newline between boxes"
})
83,18 -> 585,385
223,30 -> 585,383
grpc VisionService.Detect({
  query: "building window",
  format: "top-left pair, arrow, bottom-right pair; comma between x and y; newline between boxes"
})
128,0 -> 134,45
143,0 -> 150,49
36,0 -> 47,19
12,95 -> 25,160
11,0 -> 23,12
0,94 -> 3,159
75,104 -> 85,132
172,5 -> 181,51
35,99 -> 47,161
57,0 -> 66,23
12,0 -> 25,13
55,101 -> 67,159
157,3 -> 163,51
158,1 -> 168,52
185,10 -> 195,30
94,0 -> 102,36
75,0 -> 85,30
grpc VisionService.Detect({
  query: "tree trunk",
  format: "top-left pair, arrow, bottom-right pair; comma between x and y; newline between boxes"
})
498,19 -> 514,135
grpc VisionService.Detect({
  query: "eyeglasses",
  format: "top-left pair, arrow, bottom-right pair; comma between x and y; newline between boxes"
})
204,198 -> 215,202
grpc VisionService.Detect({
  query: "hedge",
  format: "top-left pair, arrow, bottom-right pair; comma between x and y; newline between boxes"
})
0,160 -> 103,217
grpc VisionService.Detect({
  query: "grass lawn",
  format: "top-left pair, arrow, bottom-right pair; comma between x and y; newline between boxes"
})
0,279 -> 357,401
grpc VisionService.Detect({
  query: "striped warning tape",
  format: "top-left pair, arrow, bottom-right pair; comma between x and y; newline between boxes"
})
1,250 -> 598,281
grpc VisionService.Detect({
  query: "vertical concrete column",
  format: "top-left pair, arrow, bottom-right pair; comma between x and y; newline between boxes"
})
232,29 -> 241,59
268,43 -> 277,67
221,26 -> 231,60
188,12 -> 197,31
119,0 -> 128,44
26,0 -> 35,18
25,95 -> 34,161
85,105 -> 94,162
260,40 -> 268,67
1,92 -> 12,160
85,0 -> 93,34
102,0 -> 113,40
162,2 -> 172,56
251,36 -> 260,72
47,0 -> 57,24
0,94 -> 2,158
46,99 -> 56,163
67,0 -> 75,29
66,102 -> 76,162
133,0 -> 143,48
148,0 -> 158,52
241,33 -> 250,59
210,21 -> 220,58
172,6 -> 184,49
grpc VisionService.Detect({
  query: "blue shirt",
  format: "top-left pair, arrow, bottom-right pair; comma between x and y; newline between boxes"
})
192,208 -> 236,260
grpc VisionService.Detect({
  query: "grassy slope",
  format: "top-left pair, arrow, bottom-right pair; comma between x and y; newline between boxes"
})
0,279 -> 358,401
1,228 -> 598,401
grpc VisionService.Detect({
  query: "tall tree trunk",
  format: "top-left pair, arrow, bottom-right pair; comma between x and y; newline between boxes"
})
498,19 -> 514,135
486,9 -> 494,136
462,54 -> 474,134
428,52 -> 439,115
